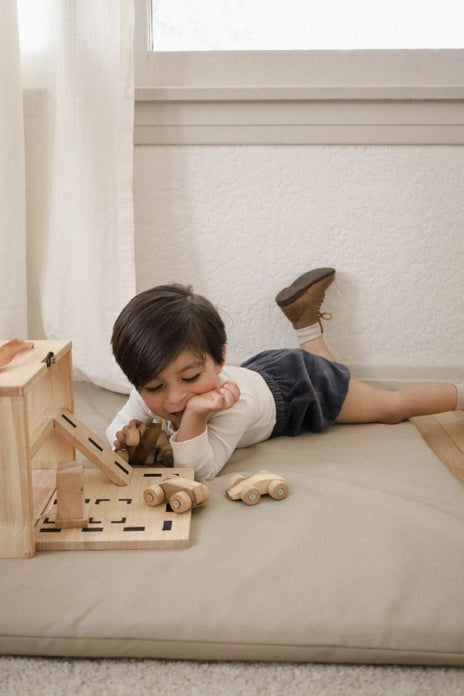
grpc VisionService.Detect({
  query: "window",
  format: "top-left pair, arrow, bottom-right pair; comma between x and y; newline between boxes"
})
150,0 -> 464,51
134,0 -> 464,146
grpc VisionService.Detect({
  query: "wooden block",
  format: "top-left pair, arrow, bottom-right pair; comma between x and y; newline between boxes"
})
54,409 -> 133,486
54,505 -> 90,529
35,467 -> 195,550
55,461 -> 89,528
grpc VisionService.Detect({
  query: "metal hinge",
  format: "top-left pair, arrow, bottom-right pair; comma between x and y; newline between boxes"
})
41,351 -> 56,368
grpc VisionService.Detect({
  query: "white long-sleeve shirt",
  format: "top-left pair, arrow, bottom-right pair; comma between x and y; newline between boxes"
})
105,365 -> 276,480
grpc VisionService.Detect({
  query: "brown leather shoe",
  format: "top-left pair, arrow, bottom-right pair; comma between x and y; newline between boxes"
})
275,267 -> 335,330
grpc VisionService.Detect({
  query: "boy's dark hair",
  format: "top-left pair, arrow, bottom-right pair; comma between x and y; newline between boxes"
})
111,284 -> 227,388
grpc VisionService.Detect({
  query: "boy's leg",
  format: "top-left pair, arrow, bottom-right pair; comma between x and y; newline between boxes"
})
275,268 -> 462,423
275,267 -> 335,331
276,267 -> 336,361
337,379 -> 459,424
297,335 -> 337,362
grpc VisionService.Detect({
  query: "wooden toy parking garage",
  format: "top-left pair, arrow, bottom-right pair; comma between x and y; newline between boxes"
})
0,340 -> 198,557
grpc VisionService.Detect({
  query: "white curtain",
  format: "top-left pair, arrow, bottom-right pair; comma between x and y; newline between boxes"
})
0,2 -> 28,338
1,0 -> 135,392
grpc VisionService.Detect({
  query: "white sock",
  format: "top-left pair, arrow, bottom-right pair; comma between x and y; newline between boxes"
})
295,323 -> 322,345
454,383 -> 464,410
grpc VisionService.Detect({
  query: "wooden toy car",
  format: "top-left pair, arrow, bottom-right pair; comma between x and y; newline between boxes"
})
143,476 -> 210,513
226,470 -> 288,505
118,422 -> 174,467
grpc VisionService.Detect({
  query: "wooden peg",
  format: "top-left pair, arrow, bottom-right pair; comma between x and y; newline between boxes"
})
126,428 -> 140,447
54,460 -> 89,528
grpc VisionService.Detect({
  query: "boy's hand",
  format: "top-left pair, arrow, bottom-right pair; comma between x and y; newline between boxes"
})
113,419 -> 143,450
174,381 -> 241,443
185,380 -> 241,417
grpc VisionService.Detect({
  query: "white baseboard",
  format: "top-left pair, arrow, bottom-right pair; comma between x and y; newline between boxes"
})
347,364 -> 463,387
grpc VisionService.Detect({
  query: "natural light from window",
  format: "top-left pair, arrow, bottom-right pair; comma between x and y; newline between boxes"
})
150,0 -> 464,51
17,0 -> 53,54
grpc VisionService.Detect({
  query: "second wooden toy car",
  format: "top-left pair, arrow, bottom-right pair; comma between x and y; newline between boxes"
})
226,470 -> 288,505
118,422 -> 174,467
143,476 -> 210,513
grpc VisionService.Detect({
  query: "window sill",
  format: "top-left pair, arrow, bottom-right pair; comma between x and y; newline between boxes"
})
134,84 -> 464,145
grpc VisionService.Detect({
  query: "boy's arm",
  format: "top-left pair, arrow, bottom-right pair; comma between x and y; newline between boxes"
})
174,380 -> 240,443
170,385 -> 260,480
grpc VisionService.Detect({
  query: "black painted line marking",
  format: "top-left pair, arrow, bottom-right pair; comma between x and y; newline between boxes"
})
165,503 -> 173,513
61,413 -> 77,428
143,473 -> 163,477
114,460 -> 130,475
82,527 -> 104,533
39,528 -> 61,533
89,517 -> 102,524
95,498 -> 110,504
88,437 -> 103,452
111,517 -> 127,524
162,521 -> 172,531
118,498 -> 132,504
123,526 -> 145,532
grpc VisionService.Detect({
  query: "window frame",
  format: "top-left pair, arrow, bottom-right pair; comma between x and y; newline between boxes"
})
134,0 -> 464,145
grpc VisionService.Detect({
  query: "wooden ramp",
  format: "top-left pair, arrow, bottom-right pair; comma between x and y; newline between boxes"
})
412,411 -> 464,485
54,409 -> 133,487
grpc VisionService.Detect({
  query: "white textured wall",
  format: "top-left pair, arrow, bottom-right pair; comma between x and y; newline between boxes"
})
134,145 -> 464,381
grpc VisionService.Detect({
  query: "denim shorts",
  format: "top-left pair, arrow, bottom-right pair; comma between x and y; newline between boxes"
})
241,348 -> 351,438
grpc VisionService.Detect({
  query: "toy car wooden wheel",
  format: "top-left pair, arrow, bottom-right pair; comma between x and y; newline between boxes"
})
169,491 -> 192,513
241,487 -> 261,506
268,480 -> 288,501
143,484 -> 165,507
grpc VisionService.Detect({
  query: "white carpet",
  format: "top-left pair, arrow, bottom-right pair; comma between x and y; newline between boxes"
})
1,658 -> 463,696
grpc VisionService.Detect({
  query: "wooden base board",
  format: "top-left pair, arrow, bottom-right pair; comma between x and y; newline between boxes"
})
33,467 -> 194,551
412,411 -> 464,485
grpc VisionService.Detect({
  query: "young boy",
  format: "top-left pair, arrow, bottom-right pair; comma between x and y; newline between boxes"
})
106,268 -> 463,480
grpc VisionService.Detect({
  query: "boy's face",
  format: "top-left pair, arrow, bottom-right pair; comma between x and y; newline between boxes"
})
139,349 -> 222,429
